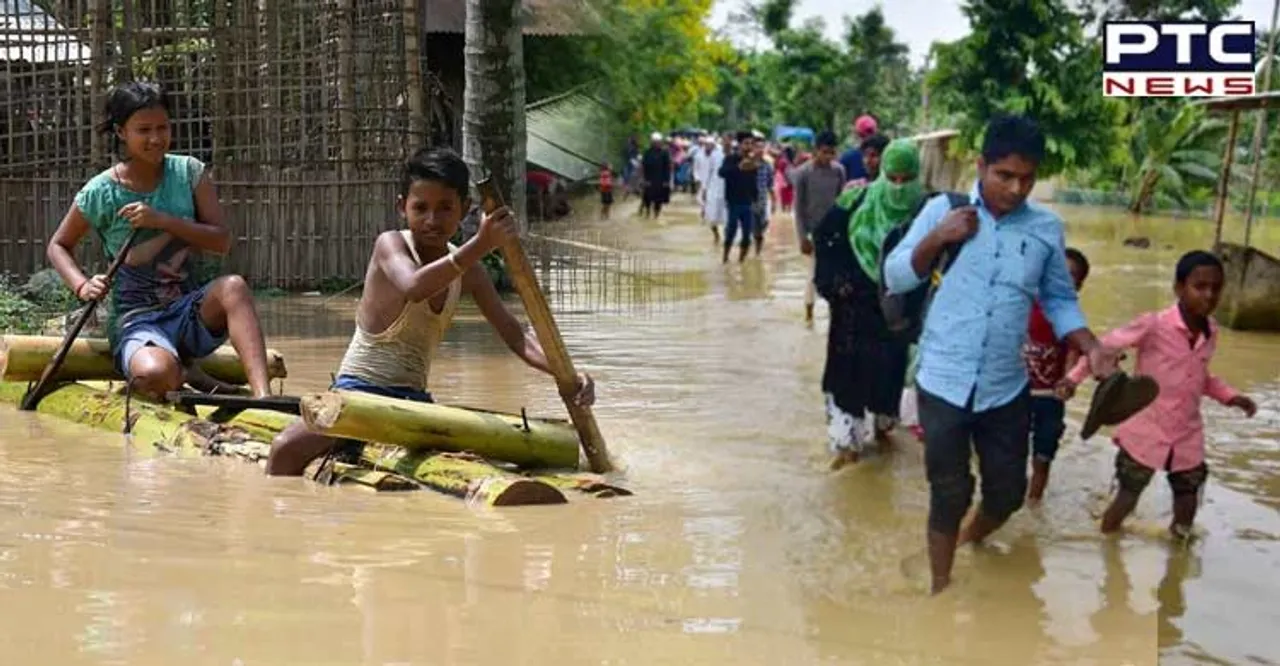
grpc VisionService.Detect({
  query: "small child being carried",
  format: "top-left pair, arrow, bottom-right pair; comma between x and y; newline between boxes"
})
1060,250 -> 1256,539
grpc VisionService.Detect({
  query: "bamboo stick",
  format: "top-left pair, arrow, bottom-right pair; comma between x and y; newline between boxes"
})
298,389 -> 581,469
474,179 -> 614,473
0,335 -> 287,385
1212,110 -> 1242,248
1242,0 -> 1280,249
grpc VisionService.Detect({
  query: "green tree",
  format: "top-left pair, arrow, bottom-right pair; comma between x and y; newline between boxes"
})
928,0 -> 1124,177
1127,105 -> 1227,212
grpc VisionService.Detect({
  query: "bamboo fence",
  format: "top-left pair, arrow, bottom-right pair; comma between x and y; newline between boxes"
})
1,0 -> 432,288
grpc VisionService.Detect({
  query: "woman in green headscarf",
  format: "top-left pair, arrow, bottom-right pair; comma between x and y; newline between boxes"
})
812,138 -> 925,469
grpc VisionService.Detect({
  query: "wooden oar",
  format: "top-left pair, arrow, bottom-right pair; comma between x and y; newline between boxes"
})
20,229 -> 141,411
474,178 -> 613,473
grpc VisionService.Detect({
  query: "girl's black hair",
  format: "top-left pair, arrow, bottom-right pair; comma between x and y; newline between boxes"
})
1175,250 -> 1224,283
98,82 -> 171,156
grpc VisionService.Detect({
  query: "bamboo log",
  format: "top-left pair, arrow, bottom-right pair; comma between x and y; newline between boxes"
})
359,447 -> 567,506
475,179 -> 614,473
0,382 -> 625,504
299,389 -> 580,469
0,336 -> 288,385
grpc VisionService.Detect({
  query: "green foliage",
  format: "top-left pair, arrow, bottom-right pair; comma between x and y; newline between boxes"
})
928,0 -> 1125,177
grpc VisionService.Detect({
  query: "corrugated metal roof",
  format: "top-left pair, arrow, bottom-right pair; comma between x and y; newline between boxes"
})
526,91 -> 612,181
424,0 -> 595,36
1,0 -> 92,64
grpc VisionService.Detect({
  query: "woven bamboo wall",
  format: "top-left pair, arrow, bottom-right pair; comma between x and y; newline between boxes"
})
1,0 -> 431,288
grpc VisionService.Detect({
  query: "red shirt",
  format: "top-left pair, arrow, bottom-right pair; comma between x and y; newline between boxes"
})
1023,301 -> 1068,391
600,168 -> 613,192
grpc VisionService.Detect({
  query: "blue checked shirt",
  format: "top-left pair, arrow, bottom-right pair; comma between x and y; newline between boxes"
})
884,181 -> 1088,412
756,160 -> 773,209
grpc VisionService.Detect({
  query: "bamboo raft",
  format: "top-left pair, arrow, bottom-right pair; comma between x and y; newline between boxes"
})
0,336 -> 629,506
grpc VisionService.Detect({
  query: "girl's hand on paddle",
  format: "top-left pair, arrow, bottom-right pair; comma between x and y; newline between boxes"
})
565,372 -> 595,408
477,206 -> 519,250
118,202 -> 170,230
1228,395 -> 1257,417
76,274 -> 109,301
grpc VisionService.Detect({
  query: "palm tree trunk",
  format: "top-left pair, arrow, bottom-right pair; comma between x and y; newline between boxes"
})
463,0 -> 528,229
1130,169 -> 1161,214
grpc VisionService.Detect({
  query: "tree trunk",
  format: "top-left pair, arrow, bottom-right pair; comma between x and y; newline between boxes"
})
299,389 -> 581,469
0,335 -> 288,385
463,0 -> 528,228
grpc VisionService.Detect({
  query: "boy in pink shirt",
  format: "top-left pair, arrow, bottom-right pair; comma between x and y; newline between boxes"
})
1061,250 -> 1257,538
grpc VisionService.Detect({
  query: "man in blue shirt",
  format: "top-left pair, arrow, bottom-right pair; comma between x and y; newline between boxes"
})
883,114 -> 1121,595
837,114 -> 878,184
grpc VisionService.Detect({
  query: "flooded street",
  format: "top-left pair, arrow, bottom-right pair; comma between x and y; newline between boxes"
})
2,195 -> 1279,665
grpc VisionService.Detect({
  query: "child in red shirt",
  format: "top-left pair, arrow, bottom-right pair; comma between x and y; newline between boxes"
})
599,163 -> 614,219
1023,247 -> 1090,503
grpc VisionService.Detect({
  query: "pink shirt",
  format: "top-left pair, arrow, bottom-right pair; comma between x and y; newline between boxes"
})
1067,304 -> 1239,472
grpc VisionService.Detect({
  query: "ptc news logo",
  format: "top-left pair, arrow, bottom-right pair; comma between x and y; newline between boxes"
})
1103,21 -> 1257,97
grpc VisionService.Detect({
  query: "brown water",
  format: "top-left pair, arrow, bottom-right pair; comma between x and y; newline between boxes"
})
3,196 -> 1279,665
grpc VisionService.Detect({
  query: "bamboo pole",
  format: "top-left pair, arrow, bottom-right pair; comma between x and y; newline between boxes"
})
336,0 -> 358,179
1213,110 -> 1242,248
1242,0 -> 1280,249
359,447 -> 568,506
299,389 -> 581,469
474,179 -> 614,473
0,335 -> 288,385
402,0 -> 427,139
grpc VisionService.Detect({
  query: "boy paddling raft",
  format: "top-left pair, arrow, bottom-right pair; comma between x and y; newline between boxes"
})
265,147 -> 596,476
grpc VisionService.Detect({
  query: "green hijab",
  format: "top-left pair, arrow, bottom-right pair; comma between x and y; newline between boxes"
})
843,138 -> 924,282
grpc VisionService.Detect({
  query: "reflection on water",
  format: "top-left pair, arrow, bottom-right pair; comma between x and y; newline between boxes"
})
1,198 -> 1278,664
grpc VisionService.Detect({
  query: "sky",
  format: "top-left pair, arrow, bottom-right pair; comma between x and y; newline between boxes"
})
709,0 -> 1280,67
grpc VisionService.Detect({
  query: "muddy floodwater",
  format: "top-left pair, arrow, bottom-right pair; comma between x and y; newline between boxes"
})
2,196 -> 1279,665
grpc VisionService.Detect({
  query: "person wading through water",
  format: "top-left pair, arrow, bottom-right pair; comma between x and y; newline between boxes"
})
813,139 -> 925,469
883,114 -> 1120,595
794,130 -> 846,323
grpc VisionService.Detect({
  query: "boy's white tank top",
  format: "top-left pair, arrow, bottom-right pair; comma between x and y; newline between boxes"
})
336,230 -> 461,390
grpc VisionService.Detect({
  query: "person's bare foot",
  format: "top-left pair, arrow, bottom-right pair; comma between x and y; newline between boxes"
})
804,303 -> 814,323
1027,459 -> 1050,504
828,449 -> 859,471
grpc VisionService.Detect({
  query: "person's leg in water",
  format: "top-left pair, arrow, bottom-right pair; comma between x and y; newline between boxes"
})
122,275 -> 271,400
1027,395 -> 1067,503
1168,462 -> 1207,539
737,205 -> 754,262
1101,447 -> 1152,533
752,205 -> 768,256
957,391 -> 1031,548
919,388 -> 976,594
723,204 -> 746,263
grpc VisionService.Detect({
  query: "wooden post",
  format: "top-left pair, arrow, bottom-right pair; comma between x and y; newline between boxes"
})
1212,110 -> 1241,249
89,0 -> 108,168
475,179 -> 613,474
336,0 -> 358,178
1242,0 -> 1280,249
402,0 -> 427,141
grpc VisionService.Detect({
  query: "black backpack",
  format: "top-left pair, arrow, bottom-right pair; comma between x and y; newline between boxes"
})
878,192 -> 970,343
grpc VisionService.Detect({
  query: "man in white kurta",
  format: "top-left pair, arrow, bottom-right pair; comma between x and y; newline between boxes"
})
698,134 -> 729,243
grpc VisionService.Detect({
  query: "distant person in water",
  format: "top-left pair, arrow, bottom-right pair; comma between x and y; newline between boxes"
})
793,130 -> 846,323
838,114 -> 878,184
718,130 -> 760,263
598,162 -> 614,220
844,134 -> 889,191
1022,247 -> 1090,503
45,81 -> 275,402
1062,250 -> 1257,539
266,148 -> 595,476
640,132 -> 672,219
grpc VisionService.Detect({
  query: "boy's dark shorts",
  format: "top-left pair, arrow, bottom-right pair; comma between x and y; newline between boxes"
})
601,190 -> 614,206
1029,395 -> 1066,462
329,373 -> 434,462
1114,447 -> 1207,497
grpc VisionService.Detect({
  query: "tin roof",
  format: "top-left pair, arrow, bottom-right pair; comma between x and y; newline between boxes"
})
1190,91 -> 1280,112
424,0 -> 596,36
526,90 -> 612,181
1,0 -> 92,64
